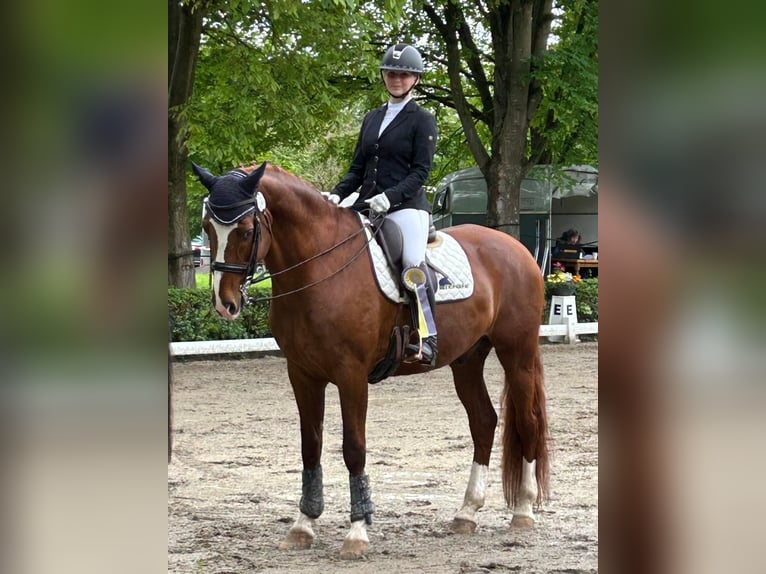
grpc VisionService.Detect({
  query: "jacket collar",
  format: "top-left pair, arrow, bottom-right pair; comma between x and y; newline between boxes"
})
377,99 -> 417,138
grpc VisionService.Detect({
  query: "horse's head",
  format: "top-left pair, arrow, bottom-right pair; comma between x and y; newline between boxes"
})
193,161 -> 272,319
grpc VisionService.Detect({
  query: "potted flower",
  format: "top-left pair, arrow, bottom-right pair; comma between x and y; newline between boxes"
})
545,262 -> 582,296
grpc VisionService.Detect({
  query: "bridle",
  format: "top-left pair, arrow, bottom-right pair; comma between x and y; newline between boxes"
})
204,190 -> 271,303
205,192 -> 380,305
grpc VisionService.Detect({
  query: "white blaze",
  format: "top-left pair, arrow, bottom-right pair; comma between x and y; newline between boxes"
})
210,220 -> 237,318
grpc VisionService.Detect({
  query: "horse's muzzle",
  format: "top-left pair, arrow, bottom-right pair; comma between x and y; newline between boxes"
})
214,291 -> 242,320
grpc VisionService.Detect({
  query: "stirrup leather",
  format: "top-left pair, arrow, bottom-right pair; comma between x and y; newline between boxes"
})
402,265 -> 437,362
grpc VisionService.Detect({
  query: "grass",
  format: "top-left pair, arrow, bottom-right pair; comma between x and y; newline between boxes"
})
195,271 -> 211,289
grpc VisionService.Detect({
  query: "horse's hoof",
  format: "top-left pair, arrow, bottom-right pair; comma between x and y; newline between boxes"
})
509,515 -> 535,529
450,518 -> 477,534
278,530 -> 313,550
339,538 -> 368,559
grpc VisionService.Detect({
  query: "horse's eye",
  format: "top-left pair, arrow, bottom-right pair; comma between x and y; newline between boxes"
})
242,229 -> 254,240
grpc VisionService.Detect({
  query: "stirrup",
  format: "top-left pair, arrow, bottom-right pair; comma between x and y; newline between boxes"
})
405,335 -> 437,366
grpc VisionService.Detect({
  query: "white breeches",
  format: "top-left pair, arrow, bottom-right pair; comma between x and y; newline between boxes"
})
386,208 -> 430,268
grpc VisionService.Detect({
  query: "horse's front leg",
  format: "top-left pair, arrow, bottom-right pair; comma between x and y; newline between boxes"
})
279,363 -> 328,551
337,377 -> 374,559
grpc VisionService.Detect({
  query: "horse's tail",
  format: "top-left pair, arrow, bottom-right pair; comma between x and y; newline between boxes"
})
501,343 -> 550,508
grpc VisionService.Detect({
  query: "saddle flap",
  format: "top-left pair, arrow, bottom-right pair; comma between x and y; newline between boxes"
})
373,218 -> 439,293
373,218 -> 404,279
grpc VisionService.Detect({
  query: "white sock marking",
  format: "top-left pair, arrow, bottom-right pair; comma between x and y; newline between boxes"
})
345,519 -> 369,543
454,462 -> 488,523
512,458 -> 537,521
289,512 -> 316,538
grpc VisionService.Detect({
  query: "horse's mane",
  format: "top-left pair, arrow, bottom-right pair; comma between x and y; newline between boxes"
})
241,162 -> 325,197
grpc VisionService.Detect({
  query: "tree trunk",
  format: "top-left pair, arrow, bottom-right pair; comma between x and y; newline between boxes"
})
427,0 -> 554,241
168,0 -> 204,287
486,157 -> 524,238
168,114 -> 196,287
484,2 -> 533,239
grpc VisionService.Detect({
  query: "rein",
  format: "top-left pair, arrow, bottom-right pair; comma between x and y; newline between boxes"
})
246,220 -> 381,304
209,201 -> 382,304
203,165 -> 384,305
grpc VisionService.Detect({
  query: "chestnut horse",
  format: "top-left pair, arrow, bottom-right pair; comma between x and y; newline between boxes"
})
193,161 -> 550,559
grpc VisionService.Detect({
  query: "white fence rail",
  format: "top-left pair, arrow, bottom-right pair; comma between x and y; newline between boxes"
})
170,323 -> 597,357
538,321 -> 599,344
171,337 -> 281,357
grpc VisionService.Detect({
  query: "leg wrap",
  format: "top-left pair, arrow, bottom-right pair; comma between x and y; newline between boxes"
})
349,472 -> 375,525
299,465 -> 324,519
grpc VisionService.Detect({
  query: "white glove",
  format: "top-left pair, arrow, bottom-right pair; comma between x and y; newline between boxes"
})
365,192 -> 391,214
327,193 -> 341,204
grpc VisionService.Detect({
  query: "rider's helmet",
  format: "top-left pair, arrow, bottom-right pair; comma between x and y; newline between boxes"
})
379,43 -> 424,75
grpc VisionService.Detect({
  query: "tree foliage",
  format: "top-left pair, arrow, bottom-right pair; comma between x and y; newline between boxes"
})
396,0 -> 598,236
169,0 -> 597,269
183,0 -> 394,237
531,0 -> 598,166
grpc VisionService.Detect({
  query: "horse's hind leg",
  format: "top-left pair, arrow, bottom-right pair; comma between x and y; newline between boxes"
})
510,458 -> 538,529
279,363 -> 328,551
449,338 -> 497,534
494,337 -> 550,529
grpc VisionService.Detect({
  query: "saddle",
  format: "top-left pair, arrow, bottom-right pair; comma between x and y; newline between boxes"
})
369,215 -> 441,298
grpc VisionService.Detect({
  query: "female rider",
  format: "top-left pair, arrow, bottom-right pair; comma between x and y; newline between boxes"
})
328,43 -> 438,365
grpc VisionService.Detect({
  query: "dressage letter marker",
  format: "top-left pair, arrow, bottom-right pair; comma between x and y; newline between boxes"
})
548,294 -> 578,343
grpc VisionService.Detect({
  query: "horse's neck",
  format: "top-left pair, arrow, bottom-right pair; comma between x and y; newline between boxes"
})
262,183 -> 359,273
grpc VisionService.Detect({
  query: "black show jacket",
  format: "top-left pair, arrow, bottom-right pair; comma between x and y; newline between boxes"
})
333,99 -> 437,213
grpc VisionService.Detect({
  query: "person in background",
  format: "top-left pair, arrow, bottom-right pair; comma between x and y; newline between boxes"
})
553,228 -> 582,257
327,42 -> 438,365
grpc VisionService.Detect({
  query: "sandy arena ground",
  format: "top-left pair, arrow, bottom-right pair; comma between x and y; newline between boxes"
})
168,342 -> 598,573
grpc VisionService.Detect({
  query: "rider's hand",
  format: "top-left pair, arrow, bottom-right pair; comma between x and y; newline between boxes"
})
365,193 -> 391,214
322,192 -> 342,204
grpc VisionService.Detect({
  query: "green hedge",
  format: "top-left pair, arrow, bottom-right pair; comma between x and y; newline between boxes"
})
543,278 -> 598,323
168,287 -> 271,342
170,278 -> 599,342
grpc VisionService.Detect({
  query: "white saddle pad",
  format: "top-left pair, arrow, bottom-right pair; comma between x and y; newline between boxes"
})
361,216 -> 474,304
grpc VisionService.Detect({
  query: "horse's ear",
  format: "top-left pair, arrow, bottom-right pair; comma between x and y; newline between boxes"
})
191,162 -> 217,191
240,162 -> 268,195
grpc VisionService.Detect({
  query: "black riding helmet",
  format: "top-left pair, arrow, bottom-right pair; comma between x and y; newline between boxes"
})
379,43 -> 424,74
